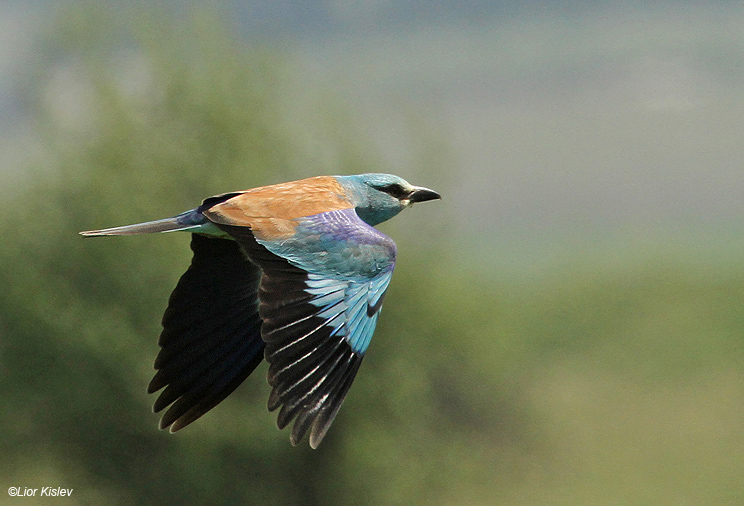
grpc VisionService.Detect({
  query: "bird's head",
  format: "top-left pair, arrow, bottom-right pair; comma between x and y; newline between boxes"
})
337,173 -> 441,226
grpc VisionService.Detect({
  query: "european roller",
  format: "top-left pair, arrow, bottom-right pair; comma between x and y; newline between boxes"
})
80,174 -> 440,448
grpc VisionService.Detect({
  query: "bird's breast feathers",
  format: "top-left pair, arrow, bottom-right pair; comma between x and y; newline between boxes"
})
203,176 -> 353,241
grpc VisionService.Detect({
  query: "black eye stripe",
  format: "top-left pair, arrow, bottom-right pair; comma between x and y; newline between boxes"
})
378,183 -> 408,198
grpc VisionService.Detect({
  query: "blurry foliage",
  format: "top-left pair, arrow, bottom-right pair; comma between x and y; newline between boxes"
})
1,5 -> 744,506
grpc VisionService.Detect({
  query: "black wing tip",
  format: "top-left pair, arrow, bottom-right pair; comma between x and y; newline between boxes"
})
268,353 -> 363,449
158,418 -> 176,432
155,397 -> 209,433
158,413 -> 193,433
147,372 -> 166,394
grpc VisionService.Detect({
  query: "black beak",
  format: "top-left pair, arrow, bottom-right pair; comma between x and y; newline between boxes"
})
408,186 -> 441,203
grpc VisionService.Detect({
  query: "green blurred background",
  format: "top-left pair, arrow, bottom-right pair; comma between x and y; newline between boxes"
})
1,2 -> 744,505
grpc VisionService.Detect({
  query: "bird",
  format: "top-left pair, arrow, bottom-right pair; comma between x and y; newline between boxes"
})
80,173 -> 440,448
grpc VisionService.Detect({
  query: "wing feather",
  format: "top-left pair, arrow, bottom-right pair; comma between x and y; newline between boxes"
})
215,208 -> 396,447
148,234 -> 265,432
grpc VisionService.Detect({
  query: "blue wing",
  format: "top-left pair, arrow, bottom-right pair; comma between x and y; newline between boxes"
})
218,208 -> 396,448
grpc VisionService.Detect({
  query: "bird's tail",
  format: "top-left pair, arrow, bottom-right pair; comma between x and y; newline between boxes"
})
80,209 -> 207,237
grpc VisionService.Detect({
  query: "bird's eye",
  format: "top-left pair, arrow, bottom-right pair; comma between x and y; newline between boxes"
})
378,183 -> 408,199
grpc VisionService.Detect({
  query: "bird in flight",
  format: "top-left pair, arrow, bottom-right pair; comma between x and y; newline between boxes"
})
81,173 -> 440,448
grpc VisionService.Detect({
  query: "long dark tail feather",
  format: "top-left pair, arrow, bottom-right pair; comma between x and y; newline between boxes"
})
79,209 -> 204,236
